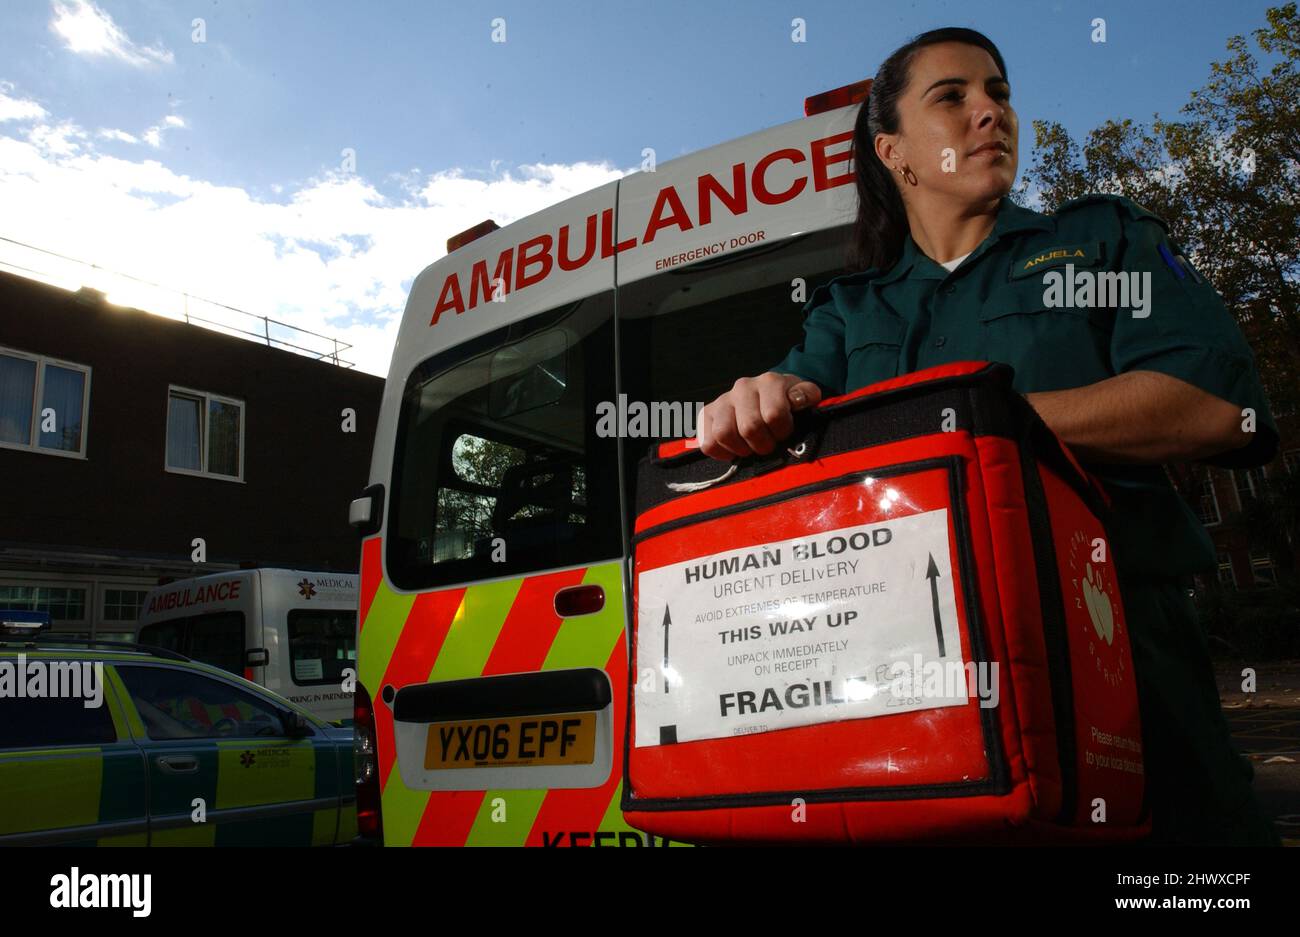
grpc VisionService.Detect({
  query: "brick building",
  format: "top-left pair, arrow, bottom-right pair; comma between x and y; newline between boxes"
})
0,270 -> 383,640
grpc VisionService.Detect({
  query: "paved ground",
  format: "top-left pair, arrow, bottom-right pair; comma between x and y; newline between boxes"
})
1216,660 -> 1300,845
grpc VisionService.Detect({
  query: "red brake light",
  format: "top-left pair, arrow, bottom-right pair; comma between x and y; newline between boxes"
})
447,219 -> 500,254
804,78 -> 872,117
354,681 -> 383,843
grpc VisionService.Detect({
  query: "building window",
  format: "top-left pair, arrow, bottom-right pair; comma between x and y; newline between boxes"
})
165,386 -> 244,481
0,583 -> 88,623
0,347 -> 91,458
1216,551 -> 1236,588
1234,467 -> 1266,508
1284,449 -> 1300,476
103,588 -> 149,623
1249,549 -> 1277,587
1197,473 -> 1222,526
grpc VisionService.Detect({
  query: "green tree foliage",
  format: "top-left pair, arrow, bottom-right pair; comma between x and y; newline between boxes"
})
1018,5 -> 1300,653
1018,3 -> 1300,416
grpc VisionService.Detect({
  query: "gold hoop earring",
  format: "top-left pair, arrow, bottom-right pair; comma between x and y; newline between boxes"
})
902,167 -> 918,186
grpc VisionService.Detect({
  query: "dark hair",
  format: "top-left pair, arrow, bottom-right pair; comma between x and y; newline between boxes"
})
849,27 -> 1009,272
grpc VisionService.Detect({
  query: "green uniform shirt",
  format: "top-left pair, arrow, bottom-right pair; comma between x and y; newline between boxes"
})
772,194 -> 1279,578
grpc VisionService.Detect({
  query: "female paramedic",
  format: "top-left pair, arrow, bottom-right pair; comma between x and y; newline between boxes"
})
696,27 -> 1281,846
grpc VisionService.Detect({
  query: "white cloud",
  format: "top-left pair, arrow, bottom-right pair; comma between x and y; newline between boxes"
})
135,110 -> 189,148
0,85 -> 48,122
97,127 -> 138,143
0,89 -> 625,376
25,121 -> 86,156
49,0 -> 174,67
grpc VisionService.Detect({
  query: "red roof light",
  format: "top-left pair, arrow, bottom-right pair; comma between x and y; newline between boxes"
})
447,219 -> 500,254
804,78 -> 872,117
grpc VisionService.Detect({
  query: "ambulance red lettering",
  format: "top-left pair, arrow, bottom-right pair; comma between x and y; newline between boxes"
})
557,214 -> 598,272
541,831 -> 672,846
753,148 -> 806,205
426,130 -> 855,327
153,579 -> 239,613
811,130 -> 854,189
470,248 -> 514,308
515,234 -> 552,289
600,207 -> 636,259
697,164 -> 746,226
431,249 -> 511,326
431,276 -> 465,326
641,186 -> 694,244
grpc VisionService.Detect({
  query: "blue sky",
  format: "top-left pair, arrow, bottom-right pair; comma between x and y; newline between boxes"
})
0,0 -> 1284,374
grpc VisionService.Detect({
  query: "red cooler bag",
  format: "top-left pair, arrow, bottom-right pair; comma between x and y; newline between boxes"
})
622,361 -> 1148,844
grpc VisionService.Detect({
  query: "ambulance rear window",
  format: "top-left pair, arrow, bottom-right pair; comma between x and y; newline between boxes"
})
388,294 -> 620,590
617,225 -> 854,507
287,609 -> 356,686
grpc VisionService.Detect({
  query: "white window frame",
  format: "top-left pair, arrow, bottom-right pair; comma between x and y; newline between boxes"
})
0,346 -> 92,460
1198,472 -> 1222,527
165,384 -> 246,483
1216,551 -> 1236,589
1234,467 -> 1266,509
1248,549 -> 1277,587
101,586 -> 151,624
0,578 -> 92,626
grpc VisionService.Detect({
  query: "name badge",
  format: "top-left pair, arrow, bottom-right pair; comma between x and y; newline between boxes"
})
1010,242 -> 1103,279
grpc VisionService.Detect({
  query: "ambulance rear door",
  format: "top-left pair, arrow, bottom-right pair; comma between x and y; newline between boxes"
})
136,572 -> 260,680
259,569 -> 358,724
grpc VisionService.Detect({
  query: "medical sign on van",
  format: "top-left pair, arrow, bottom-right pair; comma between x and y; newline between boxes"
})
296,575 -> 356,603
145,579 -> 241,614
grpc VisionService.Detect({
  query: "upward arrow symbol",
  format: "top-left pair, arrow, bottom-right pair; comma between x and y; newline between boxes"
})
926,553 -> 946,657
662,605 -> 671,694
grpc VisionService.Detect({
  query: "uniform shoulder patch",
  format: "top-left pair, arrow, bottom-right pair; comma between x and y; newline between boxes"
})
1057,195 -> 1208,284
804,269 -> 879,314
1054,193 -> 1169,231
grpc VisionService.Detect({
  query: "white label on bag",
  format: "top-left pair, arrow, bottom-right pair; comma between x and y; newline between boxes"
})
634,508 -> 967,747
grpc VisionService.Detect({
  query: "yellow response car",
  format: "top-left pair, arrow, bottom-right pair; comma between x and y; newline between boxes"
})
0,629 -> 358,846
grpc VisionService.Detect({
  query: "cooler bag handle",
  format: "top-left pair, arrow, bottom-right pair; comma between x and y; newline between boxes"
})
651,361 -> 1112,512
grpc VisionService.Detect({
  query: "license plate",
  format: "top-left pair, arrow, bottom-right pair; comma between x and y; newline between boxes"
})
424,712 -> 597,770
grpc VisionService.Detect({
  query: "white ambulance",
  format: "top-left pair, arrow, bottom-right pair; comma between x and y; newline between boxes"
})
348,81 -> 871,844
136,568 -> 359,725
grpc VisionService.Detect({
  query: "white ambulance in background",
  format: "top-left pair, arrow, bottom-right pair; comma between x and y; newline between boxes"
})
136,568 -> 359,725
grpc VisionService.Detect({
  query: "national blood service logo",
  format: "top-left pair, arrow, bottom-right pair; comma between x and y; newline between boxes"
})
1067,529 -> 1127,689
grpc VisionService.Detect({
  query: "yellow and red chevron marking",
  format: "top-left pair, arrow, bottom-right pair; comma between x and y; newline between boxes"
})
358,537 -> 645,846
